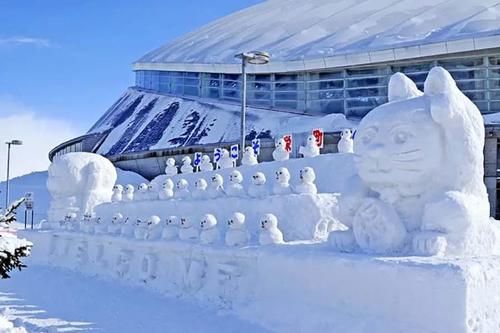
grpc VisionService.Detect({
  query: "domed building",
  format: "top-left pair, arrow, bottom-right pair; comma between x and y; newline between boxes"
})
50,0 -> 500,213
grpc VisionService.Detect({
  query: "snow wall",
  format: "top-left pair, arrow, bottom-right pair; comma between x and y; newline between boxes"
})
24,230 -> 500,333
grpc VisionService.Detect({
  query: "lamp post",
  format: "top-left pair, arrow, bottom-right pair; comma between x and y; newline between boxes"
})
4,140 -> 23,210
235,51 -> 270,155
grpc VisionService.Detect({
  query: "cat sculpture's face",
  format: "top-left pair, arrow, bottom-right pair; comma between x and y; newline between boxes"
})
354,97 -> 443,195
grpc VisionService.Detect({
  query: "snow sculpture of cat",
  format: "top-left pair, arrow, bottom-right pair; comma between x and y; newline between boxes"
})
330,68 -> 497,256
47,152 -> 117,222
241,146 -> 259,166
199,155 -> 214,172
272,138 -> 290,162
338,129 -> 354,153
165,158 -> 178,177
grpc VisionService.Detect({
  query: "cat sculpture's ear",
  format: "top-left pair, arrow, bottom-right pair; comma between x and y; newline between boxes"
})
388,72 -> 423,102
424,66 -> 463,124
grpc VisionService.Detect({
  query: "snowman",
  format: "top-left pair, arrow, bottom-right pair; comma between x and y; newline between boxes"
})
241,146 -> 258,166
192,178 -> 208,200
180,156 -> 194,174
294,167 -> 318,194
338,128 -> 354,153
147,182 -> 159,200
159,179 -> 174,200
218,149 -> 234,169
120,217 -> 134,237
79,213 -> 94,233
123,184 -> 135,202
63,211 -> 78,231
299,135 -> 320,158
179,217 -> 199,241
226,170 -> 245,197
273,167 -> 292,195
111,184 -> 123,202
94,217 -> 108,235
272,138 -> 290,162
162,216 -> 180,240
146,215 -> 162,240
108,213 -> 124,235
207,174 -> 225,198
136,183 -> 149,201
225,212 -> 250,247
199,214 -> 220,245
165,158 -> 178,177
175,179 -> 190,199
248,172 -> 269,198
259,213 -> 284,245
199,155 -> 214,172
134,218 -> 148,240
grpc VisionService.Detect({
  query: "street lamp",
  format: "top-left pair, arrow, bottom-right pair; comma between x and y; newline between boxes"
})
235,51 -> 271,156
5,140 -> 23,210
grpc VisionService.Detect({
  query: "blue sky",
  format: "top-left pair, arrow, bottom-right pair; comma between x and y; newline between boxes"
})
0,0 -> 261,179
0,0 -> 261,131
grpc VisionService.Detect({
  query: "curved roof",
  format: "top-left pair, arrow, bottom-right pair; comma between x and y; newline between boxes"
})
135,0 -> 500,72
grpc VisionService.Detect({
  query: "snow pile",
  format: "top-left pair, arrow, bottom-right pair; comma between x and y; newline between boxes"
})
47,153 -> 117,222
0,316 -> 27,333
330,67 -> 499,256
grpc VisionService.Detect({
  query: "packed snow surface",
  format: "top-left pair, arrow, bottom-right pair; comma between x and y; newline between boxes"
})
137,0 -> 500,64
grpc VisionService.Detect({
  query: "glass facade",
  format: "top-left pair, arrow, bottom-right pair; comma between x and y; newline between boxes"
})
135,53 -> 500,118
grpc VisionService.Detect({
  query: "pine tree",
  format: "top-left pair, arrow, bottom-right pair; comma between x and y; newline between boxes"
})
0,198 -> 32,279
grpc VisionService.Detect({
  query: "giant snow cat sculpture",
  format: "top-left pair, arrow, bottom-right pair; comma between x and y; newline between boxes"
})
330,67 -> 498,256
47,152 -> 117,221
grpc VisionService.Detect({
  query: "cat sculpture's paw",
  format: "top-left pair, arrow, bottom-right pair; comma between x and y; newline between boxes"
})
413,231 -> 448,256
353,198 -> 407,254
329,230 -> 357,253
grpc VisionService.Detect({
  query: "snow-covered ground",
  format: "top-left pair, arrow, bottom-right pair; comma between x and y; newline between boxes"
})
0,265 -> 270,333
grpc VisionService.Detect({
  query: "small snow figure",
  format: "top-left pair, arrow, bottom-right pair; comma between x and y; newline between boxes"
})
123,184 -> 134,202
272,138 -> 290,162
218,149 -> 234,169
208,174 -> 225,198
241,146 -> 258,166
136,183 -> 149,201
175,179 -> 190,199
273,167 -> 292,195
226,170 -> 245,197
111,184 -> 123,202
225,212 -> 250,247
294,167 -> 318,194
62,212 -> 78,231
80,213 -> 94,233
179,217 -> 199,241
338,128 -> 354,153
94,217 -> 107,234
162,216 -> 180,240
134,218 -> 148,240
248,172 -> 268,198
120,217 -> 134,237
192,178 -> 208,200
165,158 -> 178,177
147,182 -> 159,200
146,215 -> 162,240
158,179 -> 174,200
180,156 -> 194,174
199,155 -> 214,172
108,213 -> 124,235
299,135 -> 320,158
199,214 -> 220,245
259,213 -> 284,245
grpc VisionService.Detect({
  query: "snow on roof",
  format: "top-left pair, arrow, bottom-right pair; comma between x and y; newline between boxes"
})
137,0 -> 500,66
91,88 -> 354,156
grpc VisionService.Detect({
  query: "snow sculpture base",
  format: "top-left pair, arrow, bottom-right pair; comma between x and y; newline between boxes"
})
24,230 -> 500,333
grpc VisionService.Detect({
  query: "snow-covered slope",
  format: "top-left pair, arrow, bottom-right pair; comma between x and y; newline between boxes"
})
137,0 -> 500,64
89,88 -> 353,156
